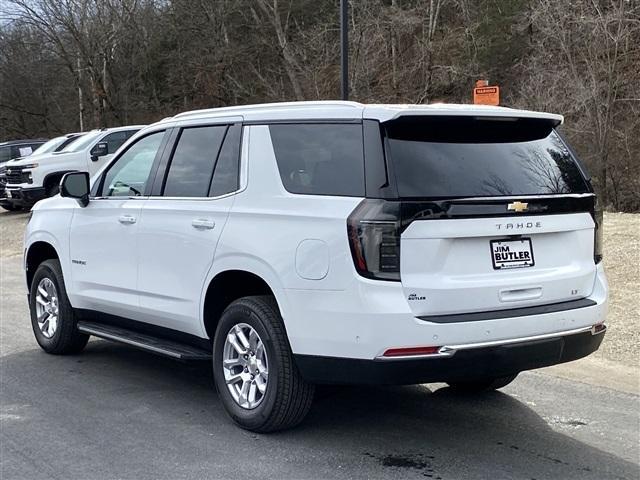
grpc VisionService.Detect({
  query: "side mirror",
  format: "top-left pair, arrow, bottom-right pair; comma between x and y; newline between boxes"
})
60,172 -> 90,207
90,142 -> 108,161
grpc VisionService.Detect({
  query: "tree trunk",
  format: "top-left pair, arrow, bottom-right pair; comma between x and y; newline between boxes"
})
256,0 -> 305,100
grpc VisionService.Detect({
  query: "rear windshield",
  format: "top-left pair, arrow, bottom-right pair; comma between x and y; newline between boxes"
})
385,116 -> 590,198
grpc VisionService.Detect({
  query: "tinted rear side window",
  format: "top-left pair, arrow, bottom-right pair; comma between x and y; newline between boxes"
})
385,116 -> 589,198
163,125 -> 226,197
269,124 -> 365,196
209,124 -> 241,197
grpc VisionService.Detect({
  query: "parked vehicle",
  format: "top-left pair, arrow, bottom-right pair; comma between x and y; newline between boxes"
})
4,126 -> 142,209
0,139 -> 48,211
1,134 -> 85,211
0,139 -> 48,165
23,101 -> 607,432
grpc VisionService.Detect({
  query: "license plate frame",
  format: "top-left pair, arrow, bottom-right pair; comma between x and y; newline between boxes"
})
491,238 -> 535,270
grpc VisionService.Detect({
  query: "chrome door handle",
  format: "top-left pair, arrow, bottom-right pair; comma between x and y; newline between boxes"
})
192,219 -> 215,230
118,215 -> 137,225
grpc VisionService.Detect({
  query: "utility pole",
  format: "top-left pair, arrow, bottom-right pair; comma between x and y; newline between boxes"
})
77,55 -> 84,131
340,0 -> 349,101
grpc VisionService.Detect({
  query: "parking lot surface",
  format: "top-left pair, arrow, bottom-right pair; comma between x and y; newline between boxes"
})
1,210 -> 639,479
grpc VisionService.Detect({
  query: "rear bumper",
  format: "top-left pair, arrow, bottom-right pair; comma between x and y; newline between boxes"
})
4,186 -> 46,207
283,263 -> 608,360
295,326 -> 606,385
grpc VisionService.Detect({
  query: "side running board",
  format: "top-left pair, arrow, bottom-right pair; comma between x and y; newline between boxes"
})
77,321 -> 211,361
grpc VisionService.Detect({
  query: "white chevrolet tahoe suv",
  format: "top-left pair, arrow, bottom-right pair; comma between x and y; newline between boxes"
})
24,101 -> 607,432
5,125 -> 142,208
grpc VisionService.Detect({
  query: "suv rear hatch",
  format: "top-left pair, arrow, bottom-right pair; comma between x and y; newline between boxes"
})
349,115 -> 601,318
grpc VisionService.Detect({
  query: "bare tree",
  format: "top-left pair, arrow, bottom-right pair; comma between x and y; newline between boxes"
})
254,0 -> 305,100
0,0 -> 638,209
514,0 -> 639,208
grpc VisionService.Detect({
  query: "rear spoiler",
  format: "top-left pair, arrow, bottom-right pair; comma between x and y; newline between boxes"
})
364,104 -> 564,126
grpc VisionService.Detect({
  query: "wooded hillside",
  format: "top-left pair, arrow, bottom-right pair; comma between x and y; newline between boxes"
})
1,0 -> 638,210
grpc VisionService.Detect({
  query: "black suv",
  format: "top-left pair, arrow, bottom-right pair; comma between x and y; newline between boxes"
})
0,139 -> 47,164
0,138 -> 49,211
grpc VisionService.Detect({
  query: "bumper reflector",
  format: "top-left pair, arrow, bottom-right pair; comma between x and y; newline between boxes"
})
383,346 -> 442,357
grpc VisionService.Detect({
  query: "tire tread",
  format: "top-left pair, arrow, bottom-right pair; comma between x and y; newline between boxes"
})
215,295 -> 314,432
30,259 -> 88,355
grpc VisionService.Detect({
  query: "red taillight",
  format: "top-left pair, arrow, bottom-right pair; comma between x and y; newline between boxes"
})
383,346 -> 442,357
347,199 -> 401,281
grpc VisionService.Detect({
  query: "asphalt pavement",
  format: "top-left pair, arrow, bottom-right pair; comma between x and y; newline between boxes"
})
1,210 -> 639,479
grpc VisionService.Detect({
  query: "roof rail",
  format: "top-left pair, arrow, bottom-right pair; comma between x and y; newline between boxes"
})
172,100 -> 363,119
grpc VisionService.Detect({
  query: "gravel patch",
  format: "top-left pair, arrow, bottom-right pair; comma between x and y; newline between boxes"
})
0,210 -> 29,258
595,212 -> 639,366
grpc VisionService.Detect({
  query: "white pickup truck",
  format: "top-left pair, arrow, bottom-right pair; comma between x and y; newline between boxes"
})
3,125 -> 143,209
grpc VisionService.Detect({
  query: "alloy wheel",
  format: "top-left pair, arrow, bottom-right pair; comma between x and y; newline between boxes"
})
35,277 -> 59,339
222,323 -> 269,409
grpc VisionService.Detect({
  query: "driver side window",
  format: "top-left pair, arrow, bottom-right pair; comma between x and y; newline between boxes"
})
101,130 -> 137,154
100,131 -> 165,197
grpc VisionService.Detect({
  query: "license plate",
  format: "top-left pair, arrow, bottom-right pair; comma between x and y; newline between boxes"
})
491,238 -> 534,270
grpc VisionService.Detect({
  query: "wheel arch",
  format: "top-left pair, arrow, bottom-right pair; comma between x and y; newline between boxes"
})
201,262 -> 290,344
25,240 -> 60,289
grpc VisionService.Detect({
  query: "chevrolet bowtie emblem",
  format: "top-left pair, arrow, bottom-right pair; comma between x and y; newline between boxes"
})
507,201 -> 529,213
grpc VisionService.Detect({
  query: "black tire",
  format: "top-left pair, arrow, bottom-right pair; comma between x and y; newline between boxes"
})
213,296 -> 314,433
0,203 -> 21,211
29,259 -> 89,354
446,373 -> 518,393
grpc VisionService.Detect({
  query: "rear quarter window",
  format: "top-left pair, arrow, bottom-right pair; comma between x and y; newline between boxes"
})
269,123 -> 365,197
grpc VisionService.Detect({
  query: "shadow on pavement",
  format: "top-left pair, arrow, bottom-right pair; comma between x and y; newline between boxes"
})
1,339 -> 637,480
